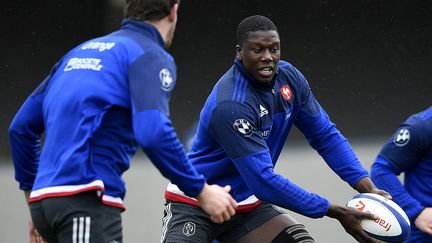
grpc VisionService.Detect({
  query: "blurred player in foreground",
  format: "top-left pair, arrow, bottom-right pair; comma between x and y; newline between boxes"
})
371,106 -> 432,242
8,0 -> 237,242
160,15 -> 389,243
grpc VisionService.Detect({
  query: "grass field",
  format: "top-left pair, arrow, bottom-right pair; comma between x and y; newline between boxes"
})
0,138 -> 389,242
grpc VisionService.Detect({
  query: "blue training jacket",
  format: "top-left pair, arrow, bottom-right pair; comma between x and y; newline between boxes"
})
8,19 -> 205,209
371,106 -> 432,242
166,58 -> 369,218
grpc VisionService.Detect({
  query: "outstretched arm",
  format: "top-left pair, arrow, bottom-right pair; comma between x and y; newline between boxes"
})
129,51 -> 236,222
133,110 -> 237,223
326,204 -> 380,243
291,65 -> 372,188
9,93 -> 45,191
371,121 -> 432,232
9,65 -> 59,243
285,65 -> 386,242
232,150 -> 330,218
209,101 -> 330,218
294,103 -> 371,188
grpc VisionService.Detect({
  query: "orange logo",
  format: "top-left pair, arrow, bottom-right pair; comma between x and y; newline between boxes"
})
354,200 -> 366,212
280,84 -> 292,101
354,200 -> 392,232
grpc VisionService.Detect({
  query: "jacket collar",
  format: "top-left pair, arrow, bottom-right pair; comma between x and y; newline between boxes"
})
121,19 -> 165,48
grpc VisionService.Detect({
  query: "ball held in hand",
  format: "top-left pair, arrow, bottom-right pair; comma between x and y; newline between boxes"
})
346,193 -> 410,242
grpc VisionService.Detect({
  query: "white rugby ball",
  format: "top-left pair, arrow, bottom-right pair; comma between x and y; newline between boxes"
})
346,193 -> 410,242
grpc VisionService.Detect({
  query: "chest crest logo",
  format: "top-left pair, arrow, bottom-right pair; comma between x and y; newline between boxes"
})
280,84 -> 292,101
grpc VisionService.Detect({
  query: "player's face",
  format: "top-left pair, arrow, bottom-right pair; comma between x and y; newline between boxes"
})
236,30 -> 280,83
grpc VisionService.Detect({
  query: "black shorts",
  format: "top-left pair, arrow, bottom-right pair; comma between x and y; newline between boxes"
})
29,190 -> 122,243
161,201 -> 282,243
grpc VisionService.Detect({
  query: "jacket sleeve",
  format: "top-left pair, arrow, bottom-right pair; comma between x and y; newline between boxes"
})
292,67 -> 368,187
209,101 -> 330,218
371,156 -> 424,222
9,79 -> 49,190
128,50 -> 205,197
371,122 -> 431,222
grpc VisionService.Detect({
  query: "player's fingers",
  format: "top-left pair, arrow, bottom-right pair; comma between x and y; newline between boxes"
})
370,188 -> 392,200
424,229 -> 432,235
41,236 -> 48,243
360,211 -> 378,221
222,209 -> 231,222
352,233 -> 370,243
37,233 -> 47,243
29,229 -> 37,243
347,228 -> 368,243
224,185 -> 231,192
29,234 -> 36,243
210,215 -> 223,224
356,228 -> 380,243
422,226 -> 432,235
36,236 -> 43,243
229,196 -> 238,208
353,235 -> 366,243
35,229 -> 42,242
378,190 -> 392,200
227,203 -> 236,216
34,236 -> 43,243
362,235 -> 380,243
210,215 -> 217,223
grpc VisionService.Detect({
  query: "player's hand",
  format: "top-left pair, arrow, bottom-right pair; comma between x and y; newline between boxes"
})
415,207 -> 432,235
354,177 -> 392,200
326,204 -> 380,243
197,183 -> 238,224
368,187 -> 392,200
28,218 -> 47,243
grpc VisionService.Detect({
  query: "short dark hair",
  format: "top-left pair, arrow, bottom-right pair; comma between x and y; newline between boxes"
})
237,15 -> 279,46
124,0 -> 179,21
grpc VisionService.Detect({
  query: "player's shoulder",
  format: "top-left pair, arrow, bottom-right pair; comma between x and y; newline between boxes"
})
66,33 -> 145,67
110,27 -> 174,65
409,106 -> 432,122
278,60 -> 294,70
215,99 -> 253,112
277,60 -> 310,103
212,72 -> 257,117
390,110 -> 432,147
277,60 -> 306,84
141,46 -> 173,64
64,34 -> 121,58
404,107 -> 432,129
278,60 -> 301,75
214,66 -> 248,103
403,107 -> 432,134
209,100 -> 257,132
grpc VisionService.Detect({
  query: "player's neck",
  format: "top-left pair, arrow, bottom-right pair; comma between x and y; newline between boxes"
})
145,19 -> 172,48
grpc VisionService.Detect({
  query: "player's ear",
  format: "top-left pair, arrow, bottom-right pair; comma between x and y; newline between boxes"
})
235,45 -> 242,60
168,3 -> 179,22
